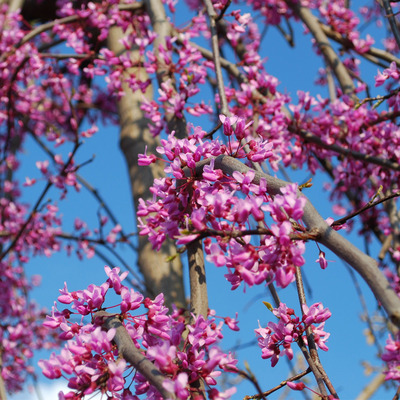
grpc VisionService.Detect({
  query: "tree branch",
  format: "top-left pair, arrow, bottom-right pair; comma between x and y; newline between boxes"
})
94,311 -> 176,400
288,1 -> 356,96
318,22 -> 400,68
187,239 -> 208,317
204,0 -> 229,115
190,155 -> 400,327
295,129 -> 400,172
381,0 -> 400,50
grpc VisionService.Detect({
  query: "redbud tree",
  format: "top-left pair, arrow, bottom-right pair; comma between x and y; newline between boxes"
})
1,0 -> 400,399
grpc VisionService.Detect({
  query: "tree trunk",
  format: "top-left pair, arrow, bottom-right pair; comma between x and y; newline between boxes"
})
107,27 -> 186,309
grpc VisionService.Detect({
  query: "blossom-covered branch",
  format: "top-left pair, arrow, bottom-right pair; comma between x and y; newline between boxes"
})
189,155 -> 400,326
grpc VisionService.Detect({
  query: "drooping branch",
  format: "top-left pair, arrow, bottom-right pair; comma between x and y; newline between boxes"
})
191,155 -> 400,327
94,311 -> 176,400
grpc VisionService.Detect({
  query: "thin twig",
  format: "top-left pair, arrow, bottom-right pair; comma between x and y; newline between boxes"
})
295,266 -> 337,398
29,131 -> 138,254
243,368 -> 312,399
216,0 -> 231,21
228,364 -> 266,400
345,264 -> 383,355
297,336 -> 329,399
186,227 -> 318,242
0,141 -> 81,261
204,0 -> 230,116
332,191 -> 400,227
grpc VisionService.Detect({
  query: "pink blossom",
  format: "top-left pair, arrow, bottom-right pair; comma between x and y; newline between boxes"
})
256,302 -> 331,366
316,250 -> 328,269
287,381 -> 306,391
138,146 -> 158,165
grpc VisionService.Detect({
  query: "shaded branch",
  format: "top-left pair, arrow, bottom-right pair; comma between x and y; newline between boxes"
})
14,3 -> 143,49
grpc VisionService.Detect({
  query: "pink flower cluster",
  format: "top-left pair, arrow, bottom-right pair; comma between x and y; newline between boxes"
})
381,332 -> 400,381
39,266 -> 239,399
255,302 -> 331,367
139,117 -> 307,290
289,89 -> 400,237
0,258 -> 57,393
375,62 -> 400,88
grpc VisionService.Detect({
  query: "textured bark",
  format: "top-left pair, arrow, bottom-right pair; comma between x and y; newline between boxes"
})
107,27 -> 186,309
144,0 -> 187,138
187,240 -> 208,317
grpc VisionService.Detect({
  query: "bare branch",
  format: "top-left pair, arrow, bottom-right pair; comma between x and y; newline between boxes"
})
243,368 -> 311,399
332,190 -> 400,227
204,0 -> 229,115
288,1 -> 356,96
144,0 -> 187,137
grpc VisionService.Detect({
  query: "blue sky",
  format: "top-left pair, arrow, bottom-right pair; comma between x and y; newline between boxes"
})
8,2 -> 398,399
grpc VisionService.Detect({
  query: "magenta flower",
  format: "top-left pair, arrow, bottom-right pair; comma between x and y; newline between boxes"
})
256,302 -> 331,366
40,267 -> 239,399
382,333 -> 400,381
